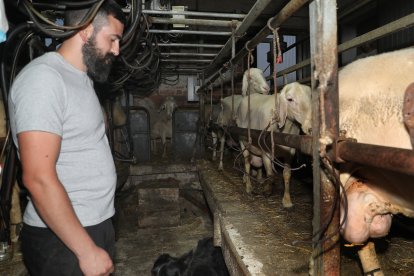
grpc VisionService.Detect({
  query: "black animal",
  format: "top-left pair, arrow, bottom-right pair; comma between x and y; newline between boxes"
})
151,237 -> 229,276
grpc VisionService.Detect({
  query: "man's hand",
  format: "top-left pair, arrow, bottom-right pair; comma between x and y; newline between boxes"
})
78,245 -> 114,276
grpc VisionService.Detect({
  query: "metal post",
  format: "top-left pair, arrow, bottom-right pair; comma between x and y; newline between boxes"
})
309,1 -> 340,275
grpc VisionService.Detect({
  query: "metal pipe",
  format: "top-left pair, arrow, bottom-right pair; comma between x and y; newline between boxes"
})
162,67 -> 207,70
277,11 -> 414,77
221,125 -> 313,155
338,0 -> 375,20
141,9 -> 246,19
212,124 -> 414,178
205,0 -> 274,76
148,29 -> 232,36
149,16 -> 239,28
158,43 -> 224,48
198,0 -> 309,93
309,1 -> 340,275
161,69 -> 203,72
338,11 -> 414,52
335,141 -> 414,176
161,71 -> 201,74
161,59 -> 212,63
204,70 -> 244,91
161,52 -> 217,57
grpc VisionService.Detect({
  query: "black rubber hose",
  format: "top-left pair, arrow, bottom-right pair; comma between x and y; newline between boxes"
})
0,23 -> 31,117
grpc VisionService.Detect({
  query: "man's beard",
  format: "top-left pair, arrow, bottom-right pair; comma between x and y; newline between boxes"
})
82,35 -> 115,83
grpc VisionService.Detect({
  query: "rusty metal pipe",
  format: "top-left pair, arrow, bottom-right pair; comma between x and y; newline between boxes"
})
224,125 -> 313,155
335,141 -> 414,176
213,124 -> 414,177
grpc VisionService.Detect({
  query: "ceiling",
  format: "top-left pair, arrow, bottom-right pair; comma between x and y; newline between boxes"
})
3,0 -> 378,97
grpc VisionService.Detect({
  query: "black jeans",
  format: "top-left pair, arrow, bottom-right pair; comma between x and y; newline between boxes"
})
20,218 -> 115,276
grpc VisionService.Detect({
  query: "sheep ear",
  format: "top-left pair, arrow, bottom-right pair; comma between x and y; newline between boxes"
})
277,95 -> 288,128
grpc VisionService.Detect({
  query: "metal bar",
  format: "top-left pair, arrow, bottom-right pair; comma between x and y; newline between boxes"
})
198,0 -> 309,93
338,0 -> 375,20
162,67 -> 207,70
141,9 -> 246,19
148,29 -> 232,36
160,52 -> 217,57
158,43 -> 224,48
149,16 -> 239,28
231,0 -> 309,69
336,141 -> 414,176
161,59 -> 212,63
213,124 -> 414,177
161,71 -> 201,75
338,11 -> 414,52
310,1 -> 340,275
220,125 -> 313,155
162,70 -> 201,73
209,71 -> 244,91
205,0 -> 274,76
277,11 -> 414,77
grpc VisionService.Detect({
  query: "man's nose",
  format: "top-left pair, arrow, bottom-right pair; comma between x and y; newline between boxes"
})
111,40 -> 120,56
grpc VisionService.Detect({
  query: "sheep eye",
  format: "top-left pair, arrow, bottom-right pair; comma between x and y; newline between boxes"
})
287,98 -> 294,102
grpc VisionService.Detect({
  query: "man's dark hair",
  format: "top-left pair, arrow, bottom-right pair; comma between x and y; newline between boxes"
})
65,0 -> 126,34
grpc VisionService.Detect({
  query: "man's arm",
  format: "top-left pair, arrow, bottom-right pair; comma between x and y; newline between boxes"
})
18,131 -> 114,276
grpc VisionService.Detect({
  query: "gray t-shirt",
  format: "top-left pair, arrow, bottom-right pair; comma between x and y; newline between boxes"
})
9,52 -> 117,227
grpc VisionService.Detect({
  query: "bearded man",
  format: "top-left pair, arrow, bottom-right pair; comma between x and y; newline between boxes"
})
8,1 -> 125,275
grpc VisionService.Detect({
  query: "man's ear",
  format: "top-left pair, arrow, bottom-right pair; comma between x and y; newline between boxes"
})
79,25 -> 93,43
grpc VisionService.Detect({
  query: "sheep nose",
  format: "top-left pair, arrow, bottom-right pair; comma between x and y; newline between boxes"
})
263,85 -> 270,94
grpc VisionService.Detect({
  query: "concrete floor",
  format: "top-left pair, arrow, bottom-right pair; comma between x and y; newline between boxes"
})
113,175 -> 213,275
1,156 -> 414,275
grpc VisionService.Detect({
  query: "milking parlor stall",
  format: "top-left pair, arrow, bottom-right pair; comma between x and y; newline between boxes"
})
1,0 -> 414,275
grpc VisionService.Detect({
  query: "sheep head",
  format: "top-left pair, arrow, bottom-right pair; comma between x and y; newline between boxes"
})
242,68 -> 270,96
158,96 -> 178,119
277,82 -> 312,134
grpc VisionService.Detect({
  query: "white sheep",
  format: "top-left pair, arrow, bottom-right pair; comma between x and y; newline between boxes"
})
236,82 -> 312,208
151,96 -> 178,158
337,47 -> 414,274
204,103 -> 221,160
215,95 -> 243,170
212,68 -> 269,171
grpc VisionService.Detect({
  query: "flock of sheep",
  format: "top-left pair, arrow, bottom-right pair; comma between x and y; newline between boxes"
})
205,47 -> 414,274
107,47 -> 413,274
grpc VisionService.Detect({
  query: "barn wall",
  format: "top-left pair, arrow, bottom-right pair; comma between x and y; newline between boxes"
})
132,75 -> 201,108
377,0 -> 414,51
